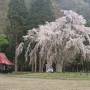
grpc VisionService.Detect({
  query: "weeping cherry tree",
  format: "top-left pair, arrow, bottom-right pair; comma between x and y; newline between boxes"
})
18,10 -> 90,72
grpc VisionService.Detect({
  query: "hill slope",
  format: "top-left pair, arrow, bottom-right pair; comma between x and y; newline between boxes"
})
0,0 -> 10,34
25,0 -> 90,20
0,0 -> 90,34
57,0 -> 90,20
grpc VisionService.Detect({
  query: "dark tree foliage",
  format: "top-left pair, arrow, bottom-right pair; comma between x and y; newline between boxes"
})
86,21 -> 90,27
0,35 -> 9,52
29,0 -> 55,29
8,0 -> 29,40
6,0 -> 29,60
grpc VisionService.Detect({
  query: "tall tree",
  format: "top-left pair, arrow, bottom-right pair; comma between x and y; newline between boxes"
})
28,0 -> 55,29
7,0 -> 29,72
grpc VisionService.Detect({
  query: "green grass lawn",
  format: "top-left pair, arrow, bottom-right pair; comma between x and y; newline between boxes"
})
5,72 -> 90,80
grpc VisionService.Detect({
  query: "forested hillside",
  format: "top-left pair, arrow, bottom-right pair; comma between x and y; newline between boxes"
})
0,0 -> 59,34
57,0 -> 90,20
0,0 -> 10,33
25,0 -> 90,20
1,0 -> 90,34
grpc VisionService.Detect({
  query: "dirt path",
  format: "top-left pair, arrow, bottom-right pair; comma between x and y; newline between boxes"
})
0,75 -> 90,90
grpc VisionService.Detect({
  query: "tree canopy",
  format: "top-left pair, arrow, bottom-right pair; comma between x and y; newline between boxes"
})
28,0 -> 55,29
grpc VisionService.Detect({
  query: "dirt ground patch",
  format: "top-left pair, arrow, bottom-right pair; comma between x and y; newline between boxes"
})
0,75 -> 90,90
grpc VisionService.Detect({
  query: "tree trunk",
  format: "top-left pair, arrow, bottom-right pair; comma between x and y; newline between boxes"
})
56,63 -> 63,72
39,59 -> 42,72
32,62 -> 34,72
15,55 -> 18,72
15,35 -> 18,73
35,59 -> 37,72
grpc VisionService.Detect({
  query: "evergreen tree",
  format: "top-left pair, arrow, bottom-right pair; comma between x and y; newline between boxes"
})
29,0 -> 55,29
7,0 -> 29,72
7,0 -> 29,42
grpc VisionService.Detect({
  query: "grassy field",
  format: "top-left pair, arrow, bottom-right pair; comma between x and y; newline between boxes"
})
0,72 -> 90,90
5,72 -> 90,80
